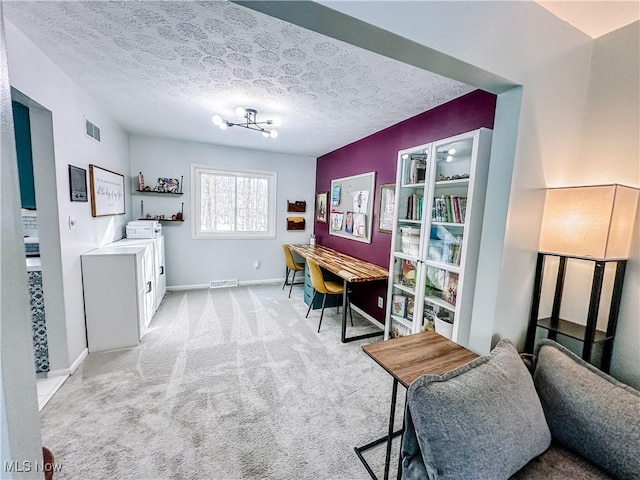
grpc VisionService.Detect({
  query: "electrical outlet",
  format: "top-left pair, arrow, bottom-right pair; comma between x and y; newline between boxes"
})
254,260 -> 260,269
377,296 -> 384,308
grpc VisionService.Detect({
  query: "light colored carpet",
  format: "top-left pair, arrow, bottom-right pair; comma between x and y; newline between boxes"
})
40,284 -> 405,479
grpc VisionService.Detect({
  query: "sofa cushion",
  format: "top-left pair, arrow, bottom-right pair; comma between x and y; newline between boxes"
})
402,339 -> 551,479
534,340 -> 640,479
511,442 -> 611,479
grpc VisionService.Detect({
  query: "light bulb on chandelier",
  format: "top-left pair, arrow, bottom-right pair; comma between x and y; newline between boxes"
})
211,107 -> 280,139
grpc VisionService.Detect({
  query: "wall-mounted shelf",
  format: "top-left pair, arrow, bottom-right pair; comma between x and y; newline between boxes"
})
139,200 -> 184,224
135,190 -> 183,196
138,218 -> 184,223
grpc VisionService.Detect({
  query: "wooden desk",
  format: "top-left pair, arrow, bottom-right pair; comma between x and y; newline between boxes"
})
356,331 -> 478,480
289,244 -> 389,343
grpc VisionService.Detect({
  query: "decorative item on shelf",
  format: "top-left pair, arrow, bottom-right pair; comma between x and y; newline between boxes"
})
156,177 -> 180,194
139,201 -> 185,222
137,171 -> 144,191
525,184 -> 639,372
287,200 -> 306,212
211,107 -> 280,138
437,173 -> 470,181
287,216 -> 305,231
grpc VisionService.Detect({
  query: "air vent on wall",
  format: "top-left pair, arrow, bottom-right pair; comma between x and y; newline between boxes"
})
85,118 -> 101,142
209,279 -> 239,289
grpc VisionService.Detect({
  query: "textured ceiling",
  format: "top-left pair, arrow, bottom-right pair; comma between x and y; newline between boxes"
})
4,1 -> 474,157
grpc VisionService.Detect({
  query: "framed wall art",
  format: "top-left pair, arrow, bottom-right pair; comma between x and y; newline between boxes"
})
89,164 -> 125,217
378,183 -> 396,233
68,165 -> 88,202
315,192 -> 328,223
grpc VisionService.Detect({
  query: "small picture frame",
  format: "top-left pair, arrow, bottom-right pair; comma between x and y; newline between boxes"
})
68,165 -> 88,202
378,183 -> 395,233
315,192 -> 328,223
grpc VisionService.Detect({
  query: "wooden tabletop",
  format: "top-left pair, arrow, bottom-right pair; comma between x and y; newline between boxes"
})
363,330 -> 478,387
289,244 -> 388,283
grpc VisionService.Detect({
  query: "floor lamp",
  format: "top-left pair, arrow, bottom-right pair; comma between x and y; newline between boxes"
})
525,184 -> 639,372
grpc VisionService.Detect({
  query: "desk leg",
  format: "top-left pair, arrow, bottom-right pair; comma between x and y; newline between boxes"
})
354,378 -> 403,480
341,279 -> 384,343
396,389 -> 407,480
341,280 -> 348,342
383,378 -> 399,480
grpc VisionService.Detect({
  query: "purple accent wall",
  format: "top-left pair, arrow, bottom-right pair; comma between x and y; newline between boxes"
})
315,89 -> 497,322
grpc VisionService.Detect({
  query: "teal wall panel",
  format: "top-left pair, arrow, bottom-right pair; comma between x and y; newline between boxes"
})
12,101 -> 36,209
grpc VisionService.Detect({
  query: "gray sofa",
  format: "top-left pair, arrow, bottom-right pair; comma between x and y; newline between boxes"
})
401,339 -> 640,479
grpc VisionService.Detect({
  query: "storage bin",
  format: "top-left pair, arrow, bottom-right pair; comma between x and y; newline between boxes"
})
435,312 -> 454,339
401,227 -> 420,256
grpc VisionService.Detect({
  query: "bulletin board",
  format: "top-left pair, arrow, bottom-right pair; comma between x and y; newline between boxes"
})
329,171 -> 376,244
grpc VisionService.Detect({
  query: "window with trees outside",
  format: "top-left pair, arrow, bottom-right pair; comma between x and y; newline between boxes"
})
191,164 -> 277,239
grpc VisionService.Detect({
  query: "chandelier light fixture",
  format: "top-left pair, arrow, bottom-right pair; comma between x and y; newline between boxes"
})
212,107 -> 280,138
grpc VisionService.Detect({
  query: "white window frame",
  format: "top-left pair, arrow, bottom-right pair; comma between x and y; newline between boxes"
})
191,163 -> 277,240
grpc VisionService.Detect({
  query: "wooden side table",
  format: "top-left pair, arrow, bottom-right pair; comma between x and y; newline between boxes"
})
355,331 -> 478,480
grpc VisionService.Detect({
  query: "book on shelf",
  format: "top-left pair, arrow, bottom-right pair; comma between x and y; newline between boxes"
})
432,195 -> 467,223
406,297 -> 415,320
406,194 -> 423,220
401,259 -> 417,288
391,294 -> 408,317
424,266 -> 459,306
391,319 -> 412,338
459,197 -> 467,222
442,272 -> 459,306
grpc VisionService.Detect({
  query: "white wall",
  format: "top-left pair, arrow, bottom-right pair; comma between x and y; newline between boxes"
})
1,9 -> 42,474
5,20 -> 132,372
575,23 -> 639,386
265,1 -> 640,384
129,135 -> 316,288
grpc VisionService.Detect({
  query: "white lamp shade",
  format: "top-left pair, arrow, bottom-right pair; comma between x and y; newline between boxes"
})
539,184 -> 639,259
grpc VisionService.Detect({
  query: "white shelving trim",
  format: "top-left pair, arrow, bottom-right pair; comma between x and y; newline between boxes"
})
434,178 -> 470,187
390,314 -> 412,329
425,295 -> 456,312
423,259 -> 461,274
393,283 -> 415,296
393,251 -> 419,262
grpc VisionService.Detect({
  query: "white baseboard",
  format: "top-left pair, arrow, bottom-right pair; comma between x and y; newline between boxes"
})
168,279 -> 284,291
47,347 -> 88,377
166,284 -> 209,291
238,278 -> 282,286
351,304 -> 384,330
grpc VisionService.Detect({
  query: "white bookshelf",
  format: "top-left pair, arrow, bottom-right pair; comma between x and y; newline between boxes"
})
384,128 -> 493,348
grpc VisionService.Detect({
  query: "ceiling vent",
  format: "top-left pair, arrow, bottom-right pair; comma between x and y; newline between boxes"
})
85,118 -> 101,142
